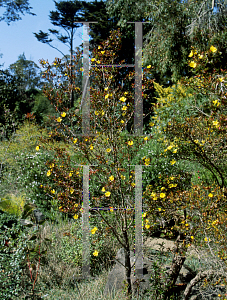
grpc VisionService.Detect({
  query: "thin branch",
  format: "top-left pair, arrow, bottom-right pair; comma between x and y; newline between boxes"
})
46,42 -> 69,63
183,270 -> 227,300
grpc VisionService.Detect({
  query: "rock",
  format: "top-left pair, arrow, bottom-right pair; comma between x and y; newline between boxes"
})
144,237 -> 175,252
104,240 -> 196,297
33,209 -> 45,224
20,219 -> 33,226
103,248 -> 153,297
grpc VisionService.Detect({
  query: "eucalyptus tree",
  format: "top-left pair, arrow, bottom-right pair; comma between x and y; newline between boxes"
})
8,53 -> 42,92
105,0 -> 227,84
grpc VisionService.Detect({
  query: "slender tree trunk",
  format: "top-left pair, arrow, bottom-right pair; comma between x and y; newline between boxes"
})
70,28 -> 74,108
123,229 -> 133,299
163,233 -> 190,299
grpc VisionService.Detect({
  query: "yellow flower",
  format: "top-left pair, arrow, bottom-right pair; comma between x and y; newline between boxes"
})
121,175 -> 126,180
95,111 -> 99,115
158,208 -> 162,211
57,117 -> 62,122
98,46 -> 101,50
170,176 -> 174,180
91,58 -> 96,62
100,110 -> 104,116
189,61 -> 197,68
73,214 -> 79,219
91,227 -> 98,234
36,146 -> 40,151
105,94 -> 109,99
147,65 -> 151,68
188,50 -> 194,57
101,51 -> 105,54
93,250 -> 99,256
73,138 -> 78,143
51,189 -> 55,194
213,99 -> 220,106
144,136 -> 148,141
70,188 -> 74,194
105,191 -> 111,197
142,213 -> 147,218
90,145 -> 94,150
160,193 -> 166,198
145,158 -> 150,166
104,87 -> 108,91
128,141 -> 133,145
131,183 -> 135,187
210,45 -> 217,53
74,203 -> 78,207
106,148 -> 111,153
149,122 -> 155,126
191,236 -> 194,240
47,170 -> 51,176
120,96 -> 126,102
204,237 -> 210,242
122,106 -> 127,111
145,224 -> 150,229
69,172 -> 73,177
59,206 -> 62,209
80,67 -> 84,71
120,120 -> 124,124
198,54 -> 203,59
172,149 -> 178,153
109,175 -> 114,181
213,120 -> 219,127
218,77 -> 224,82
167,145 -> 173,150
96,60 -> 100,64
101,187 -> 105,192
110,207 -> 114,212
170,159 -> 176,165
61,112 -> 66,117
208,193 -> 213,198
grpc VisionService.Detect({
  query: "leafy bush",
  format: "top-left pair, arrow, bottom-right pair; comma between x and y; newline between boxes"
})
0,192 -> 26,217
0,211 -> 29,299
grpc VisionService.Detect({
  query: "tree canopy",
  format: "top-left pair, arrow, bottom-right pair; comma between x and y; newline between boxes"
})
0,0 -> 35,24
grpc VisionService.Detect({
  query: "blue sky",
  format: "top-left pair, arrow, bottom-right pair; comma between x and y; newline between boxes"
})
0,0 -> 89,70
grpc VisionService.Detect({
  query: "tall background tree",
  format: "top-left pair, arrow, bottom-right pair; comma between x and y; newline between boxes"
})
105,0 -> 227,84
8,53 -> 42,92
0,54 -> 47,137
0,0 -> 35,24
